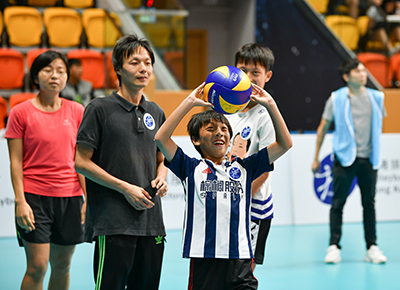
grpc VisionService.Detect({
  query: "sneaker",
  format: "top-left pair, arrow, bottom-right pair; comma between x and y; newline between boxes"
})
365,245 -> 387,264
325,245 -> 341,264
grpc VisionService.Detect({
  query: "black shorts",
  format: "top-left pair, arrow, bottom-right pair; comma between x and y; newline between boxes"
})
251,219 -> 272,265
16,192 -> 84,246
94,235 -> 165,290
188,258 -> 258,290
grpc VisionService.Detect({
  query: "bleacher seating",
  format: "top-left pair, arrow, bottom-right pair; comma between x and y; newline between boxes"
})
390,53 -> 400,85
3,6 -> 43,47
64,0 -> 94,9
9,92 -> 36,109
26,48 -> 50,69
105,50 -> 118,89
358,52 -> 393,88
28,0 -> 59,6
43,7 -> 82,47
325,15 -> 360,50
0,96 -> 7,129
306,0 -> 329,14
0,48 -> 25,90
67,49 -> 105,89
82,8 -> 122,48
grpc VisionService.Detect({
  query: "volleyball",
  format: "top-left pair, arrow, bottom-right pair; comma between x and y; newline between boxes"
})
204,65 -> 252,114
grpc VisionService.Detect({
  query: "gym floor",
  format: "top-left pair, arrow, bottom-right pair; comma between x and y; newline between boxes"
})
1,221 -> 398,290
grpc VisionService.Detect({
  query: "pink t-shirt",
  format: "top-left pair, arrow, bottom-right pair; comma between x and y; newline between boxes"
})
5,98 -> 84,197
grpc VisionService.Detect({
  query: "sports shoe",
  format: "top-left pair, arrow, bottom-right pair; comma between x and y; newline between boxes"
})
365,245 -> 387,264
324,245 -> 341,264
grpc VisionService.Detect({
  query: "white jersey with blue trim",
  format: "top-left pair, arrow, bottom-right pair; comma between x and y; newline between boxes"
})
226,104 -> 275,220
166,146 -> 273,259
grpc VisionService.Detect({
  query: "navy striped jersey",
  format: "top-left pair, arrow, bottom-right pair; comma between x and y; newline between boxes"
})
166,146 -> 273,259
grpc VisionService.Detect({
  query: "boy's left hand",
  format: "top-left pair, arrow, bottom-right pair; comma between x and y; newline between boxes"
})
250,83 -> 275,107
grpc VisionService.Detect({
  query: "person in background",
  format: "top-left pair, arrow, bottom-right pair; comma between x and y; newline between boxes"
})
60,58 -> 94,107
312,58 -> 387,264
5,50 -> 85,290
226,43 -> 276,273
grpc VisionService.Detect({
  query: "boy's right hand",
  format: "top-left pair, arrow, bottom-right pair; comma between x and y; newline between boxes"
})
187,83 -> 213,108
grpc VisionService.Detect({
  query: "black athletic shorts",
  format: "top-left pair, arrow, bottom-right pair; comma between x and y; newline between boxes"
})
188,258 -> 258,290
94,235 -> 165,290
16,192 -> 84,246
251,219 -> 272,265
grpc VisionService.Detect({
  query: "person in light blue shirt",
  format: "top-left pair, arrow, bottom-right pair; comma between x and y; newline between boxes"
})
312,58 -> 387,264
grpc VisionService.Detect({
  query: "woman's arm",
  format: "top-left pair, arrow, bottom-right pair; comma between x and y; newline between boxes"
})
7,138 -> 36,232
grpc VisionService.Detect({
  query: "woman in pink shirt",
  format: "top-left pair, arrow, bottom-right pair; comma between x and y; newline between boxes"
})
5,50 -> 85,290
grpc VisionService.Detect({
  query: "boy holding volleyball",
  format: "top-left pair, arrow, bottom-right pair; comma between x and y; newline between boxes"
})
226,43 -> 276,271
155,83 -> 292,289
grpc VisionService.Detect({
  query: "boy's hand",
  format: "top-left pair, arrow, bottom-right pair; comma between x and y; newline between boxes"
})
250,83 -> 275,107
187,83 -> 213,108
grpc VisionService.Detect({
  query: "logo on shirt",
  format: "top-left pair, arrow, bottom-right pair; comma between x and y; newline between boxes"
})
229,167 -> 242,180
313,153 -> 357,204
144,113 -> 155,130
240,126 -> 251,140
199,180 -> 244,200
202,167 -> 212,174
63,119 -> 71,126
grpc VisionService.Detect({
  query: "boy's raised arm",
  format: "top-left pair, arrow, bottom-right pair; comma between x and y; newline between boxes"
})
250,84 -> 293,163
155,83 -> 211,162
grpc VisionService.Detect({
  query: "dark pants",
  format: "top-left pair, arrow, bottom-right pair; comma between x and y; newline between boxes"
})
94,235 -> 164,290
330,157 -> 378,249
188,258 -> 258,290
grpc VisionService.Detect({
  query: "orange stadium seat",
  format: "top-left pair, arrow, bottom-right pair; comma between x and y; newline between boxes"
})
325,15 -> 360,50
26,48 -> 50,69
3,6 -> 43,47
28,0 -> 58,6
389,53 -> 400,85
9,92 -> 36,109
0,48 -> 25,89
306,0 -> 329,14
357,52 -> 393,87
43,7 -> 82,47
64,0 -> 94,8
82,8 -> 122,48
0,96 -> 7,129
105,50 -> 118,89
67,49 -> 105,89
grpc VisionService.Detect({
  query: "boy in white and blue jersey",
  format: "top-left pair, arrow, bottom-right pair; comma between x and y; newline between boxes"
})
155,83 -> 292,290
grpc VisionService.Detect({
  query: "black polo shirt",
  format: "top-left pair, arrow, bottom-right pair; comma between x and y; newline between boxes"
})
77,91 -> 166,238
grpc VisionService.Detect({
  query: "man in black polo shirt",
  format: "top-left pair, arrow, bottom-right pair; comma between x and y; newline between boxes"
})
75,34 -> 168,290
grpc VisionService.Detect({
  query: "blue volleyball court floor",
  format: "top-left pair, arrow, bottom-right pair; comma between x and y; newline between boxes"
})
1,221 -> 399,290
